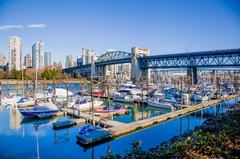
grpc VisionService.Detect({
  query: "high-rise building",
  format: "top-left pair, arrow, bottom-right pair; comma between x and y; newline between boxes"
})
58,61 -> 62,68
82,48 -> 96,65
44,51 -> 51,66
9,36 -> 22,70
32,40 -> 44,68
77,55 -> 83,66
24,54 -> 32,68
65,55 -> 75,68
0,53 -> 6,66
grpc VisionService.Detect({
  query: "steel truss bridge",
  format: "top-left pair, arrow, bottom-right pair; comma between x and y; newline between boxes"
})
63,48 -> 240,81
138,49 -> 240,69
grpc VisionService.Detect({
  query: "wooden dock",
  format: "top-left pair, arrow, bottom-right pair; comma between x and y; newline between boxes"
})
61,94 -> 239,145
62,108 -> 127,128
108,94 -> 240,137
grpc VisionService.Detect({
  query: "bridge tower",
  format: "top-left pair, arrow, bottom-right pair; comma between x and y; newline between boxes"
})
131,47 -> 151,82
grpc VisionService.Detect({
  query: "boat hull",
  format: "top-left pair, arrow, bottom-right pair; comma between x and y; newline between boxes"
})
147,100 -> 174,110
19,109 -> 59,118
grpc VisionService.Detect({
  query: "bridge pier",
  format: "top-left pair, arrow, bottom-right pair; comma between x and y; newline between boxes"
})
95,65 -> 106,79
131,47 -> 151,82
187,67 -> 198,85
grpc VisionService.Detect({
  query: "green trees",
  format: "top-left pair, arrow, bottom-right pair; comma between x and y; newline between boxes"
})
41,68 -> 57,80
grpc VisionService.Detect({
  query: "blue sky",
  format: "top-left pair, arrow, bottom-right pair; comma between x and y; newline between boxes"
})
0,0 -> 240,63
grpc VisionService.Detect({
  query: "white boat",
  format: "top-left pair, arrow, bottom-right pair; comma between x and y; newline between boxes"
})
17,97 -> 35,108
112,94 -> 134,103
147,97 -> 176,110
19,102 -> 59,118
69,96 -> 103,111
54,88 -> 74,98
113,88 -> 142,103
0,93 -> 23,106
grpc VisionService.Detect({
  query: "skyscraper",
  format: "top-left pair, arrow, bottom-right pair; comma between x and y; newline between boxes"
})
65,55 -> 75,68
32,40 -> 44,68
9,36 -> 22,70
77,55 -> 83,66
0,53 -> 6,66
82,48 -> 96,65
24,54 -> 32,68
44,51 -> 51,66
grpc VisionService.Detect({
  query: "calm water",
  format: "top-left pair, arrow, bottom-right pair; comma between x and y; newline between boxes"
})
0,84 -> 239,159
113,103 -> 171,123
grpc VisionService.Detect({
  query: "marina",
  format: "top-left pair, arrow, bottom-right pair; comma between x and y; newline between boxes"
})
0,91 -> 238,158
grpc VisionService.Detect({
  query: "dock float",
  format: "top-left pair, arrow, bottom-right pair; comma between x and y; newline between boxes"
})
53,117 -> 86,129
63,94 -> 239,146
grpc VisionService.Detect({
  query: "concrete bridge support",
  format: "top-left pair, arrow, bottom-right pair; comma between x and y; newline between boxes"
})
95,65 -> 107,79
131,47 -> 151,82
187,67 -> 198,85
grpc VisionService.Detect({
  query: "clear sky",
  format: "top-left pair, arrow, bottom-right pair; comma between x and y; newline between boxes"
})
0,0 -> 240,64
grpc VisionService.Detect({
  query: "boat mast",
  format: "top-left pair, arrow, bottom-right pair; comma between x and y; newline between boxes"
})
106,76 -> 111,118
34,66 -> 38,100
21,58 -> 24,96
91,77 -> 95,126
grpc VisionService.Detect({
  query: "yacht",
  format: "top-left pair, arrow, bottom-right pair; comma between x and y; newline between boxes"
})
19,102 -> 59,118
17,97 -> 35,108
147,96 -> 177,110
69,96 -> 103,111
0,93 -> 23,106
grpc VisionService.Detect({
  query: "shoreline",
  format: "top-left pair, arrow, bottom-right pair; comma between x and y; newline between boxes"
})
104,102 -> 240,159
0,80 -> 89,85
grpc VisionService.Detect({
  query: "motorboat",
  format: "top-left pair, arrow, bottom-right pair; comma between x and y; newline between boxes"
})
69,96 -> 103,111
0,93 -> 23,106
19,102 -> 59,118
112,88 -> 142,103
147,97 -> 177,110
76,124 -> 111,145
147,92 -> 177,110
94,105 -> 126,114
92,87 -> 104,96
17,97 -> 35,108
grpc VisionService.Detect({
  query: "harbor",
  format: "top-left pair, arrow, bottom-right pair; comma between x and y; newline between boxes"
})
0,1 -> 240,157
0,90 -> 239,158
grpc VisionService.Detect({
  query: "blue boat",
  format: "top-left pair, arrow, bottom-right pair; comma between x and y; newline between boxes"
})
53,117 -> 76,129
77,124 -> 111,145
19,103 -> 59,118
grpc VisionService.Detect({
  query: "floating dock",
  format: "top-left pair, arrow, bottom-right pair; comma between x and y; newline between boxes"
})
62,94 -> 239,145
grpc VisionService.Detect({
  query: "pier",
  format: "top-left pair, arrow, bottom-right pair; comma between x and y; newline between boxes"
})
61,94 -> 239,145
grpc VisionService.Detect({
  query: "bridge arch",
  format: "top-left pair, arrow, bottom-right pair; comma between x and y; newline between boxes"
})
95,51 -> 131,66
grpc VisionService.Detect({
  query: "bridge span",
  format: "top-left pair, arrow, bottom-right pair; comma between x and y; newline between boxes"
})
63,48 -> 240,84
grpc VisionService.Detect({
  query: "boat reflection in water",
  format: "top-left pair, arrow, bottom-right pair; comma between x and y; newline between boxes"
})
113,103 -> 171,123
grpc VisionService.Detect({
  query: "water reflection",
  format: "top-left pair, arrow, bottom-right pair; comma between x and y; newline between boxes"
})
114,103 -> 170,123
9,108 -> 22,129
53,129 -> 70,144
0,97 -> 238,158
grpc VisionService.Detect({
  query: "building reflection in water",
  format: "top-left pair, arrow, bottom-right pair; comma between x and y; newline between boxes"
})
9,108 -> 22,129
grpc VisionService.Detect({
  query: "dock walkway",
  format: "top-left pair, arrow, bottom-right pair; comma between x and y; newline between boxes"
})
108,94 -> 240,137
62,94 -> 239,145
62,108 -> 127,128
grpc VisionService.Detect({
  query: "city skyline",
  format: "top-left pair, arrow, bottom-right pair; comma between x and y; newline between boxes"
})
0,0 -> 240,64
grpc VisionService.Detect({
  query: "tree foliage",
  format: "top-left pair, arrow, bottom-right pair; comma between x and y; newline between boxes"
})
41,68 -> 58,80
